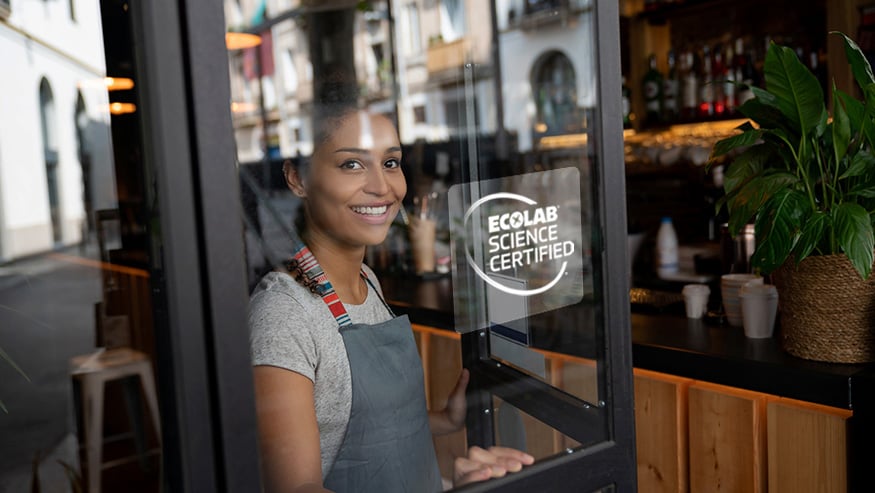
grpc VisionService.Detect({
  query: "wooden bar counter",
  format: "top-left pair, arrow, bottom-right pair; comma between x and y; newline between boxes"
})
379,274 -> 875,493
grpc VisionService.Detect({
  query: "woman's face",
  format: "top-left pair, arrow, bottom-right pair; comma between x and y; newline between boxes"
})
297,111 -> 406,250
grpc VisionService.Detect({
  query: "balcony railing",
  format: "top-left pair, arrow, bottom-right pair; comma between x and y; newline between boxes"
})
508,0 -> 592,30
426,37 -> 470,74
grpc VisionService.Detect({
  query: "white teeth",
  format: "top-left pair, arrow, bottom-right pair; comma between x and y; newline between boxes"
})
352,205 -> 388,215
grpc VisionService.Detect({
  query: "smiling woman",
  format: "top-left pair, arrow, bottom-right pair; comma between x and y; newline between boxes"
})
247,87 -> 533,492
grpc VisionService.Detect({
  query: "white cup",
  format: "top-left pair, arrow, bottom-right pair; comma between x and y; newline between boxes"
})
721,274 -> 763,327
739,283 -> 779,338
682,283 -> 711,319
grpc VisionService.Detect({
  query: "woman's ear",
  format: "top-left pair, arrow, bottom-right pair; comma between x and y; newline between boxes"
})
283,161 -> 307,197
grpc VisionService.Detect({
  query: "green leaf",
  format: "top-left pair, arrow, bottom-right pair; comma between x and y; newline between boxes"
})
860,83 -> 875,150
832,85 -> 852,166
833,202 -> 875,279
710,129 -> 763,161
841,150 -> 875,180
836,88 -> 865,135
727,171 -> 799,235
722,143 -> 772,195
751,188 -> 810,274
795,211 -> 830,260
833,31 -> 875,91
848,185 -> 875,199
738,95 -> 791,131
763,44 -> 826,136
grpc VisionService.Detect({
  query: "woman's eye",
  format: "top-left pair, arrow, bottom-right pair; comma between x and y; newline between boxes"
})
383,158 -> 401,169
340,160 -> 364,170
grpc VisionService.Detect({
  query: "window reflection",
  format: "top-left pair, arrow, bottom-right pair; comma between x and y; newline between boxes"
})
233,0 -> 605,487
2,0 -> 161,490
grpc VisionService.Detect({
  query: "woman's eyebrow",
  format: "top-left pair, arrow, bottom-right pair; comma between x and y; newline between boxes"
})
333,147 -> 369,154
333,146 -> 402,154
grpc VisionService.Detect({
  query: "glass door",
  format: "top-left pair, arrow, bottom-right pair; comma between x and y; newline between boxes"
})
42,0 -> 636,491
443,1 -> 636,490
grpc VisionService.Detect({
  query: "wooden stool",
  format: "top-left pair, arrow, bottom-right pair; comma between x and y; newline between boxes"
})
70,347 -> 161,493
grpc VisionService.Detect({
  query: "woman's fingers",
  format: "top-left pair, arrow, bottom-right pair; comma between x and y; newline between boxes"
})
454,446 -> 535,486
453,456 -> 497,485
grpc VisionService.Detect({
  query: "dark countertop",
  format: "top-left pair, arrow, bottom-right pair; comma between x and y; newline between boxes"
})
379,274 -> 874,411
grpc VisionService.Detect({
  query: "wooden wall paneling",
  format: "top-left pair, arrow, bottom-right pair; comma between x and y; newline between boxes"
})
688,381 -> 767,493
767,397 -> 851,493
412,324 -> 466,482
633,368 -> 693,493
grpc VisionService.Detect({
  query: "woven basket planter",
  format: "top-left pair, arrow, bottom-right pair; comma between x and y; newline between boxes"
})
771,254 -> 875,363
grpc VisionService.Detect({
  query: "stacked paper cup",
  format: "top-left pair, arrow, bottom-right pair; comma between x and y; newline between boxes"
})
739,283 -> 779,338
720,274 -> 763,327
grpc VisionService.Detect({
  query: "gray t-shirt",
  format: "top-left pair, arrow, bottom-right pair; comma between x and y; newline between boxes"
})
248,266 -> 392,478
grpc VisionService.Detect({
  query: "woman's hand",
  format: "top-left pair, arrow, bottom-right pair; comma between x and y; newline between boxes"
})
453,446 -> 535,486
429,368 -> 469,435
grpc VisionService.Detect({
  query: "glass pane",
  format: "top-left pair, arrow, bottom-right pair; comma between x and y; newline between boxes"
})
235,0 -> 610,490
1,1 -> 163,491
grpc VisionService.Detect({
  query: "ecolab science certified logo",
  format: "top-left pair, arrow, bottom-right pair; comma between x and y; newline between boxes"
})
464,192 -> 576,296
450,167 -> 584,310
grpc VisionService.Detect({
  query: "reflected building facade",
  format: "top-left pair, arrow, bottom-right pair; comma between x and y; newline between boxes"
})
0,0 -> 115,262
224,0 -> 594,164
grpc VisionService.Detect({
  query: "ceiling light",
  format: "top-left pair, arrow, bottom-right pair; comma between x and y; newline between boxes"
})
225,32 -> 262,50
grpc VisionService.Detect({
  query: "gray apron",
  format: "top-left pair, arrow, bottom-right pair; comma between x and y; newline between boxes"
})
321,278 -> 443,493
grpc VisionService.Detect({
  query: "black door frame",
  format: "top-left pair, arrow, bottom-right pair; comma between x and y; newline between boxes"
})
125,0 -> 262,490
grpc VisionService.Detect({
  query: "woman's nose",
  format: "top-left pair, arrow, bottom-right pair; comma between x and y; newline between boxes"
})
363,166 -> 390,195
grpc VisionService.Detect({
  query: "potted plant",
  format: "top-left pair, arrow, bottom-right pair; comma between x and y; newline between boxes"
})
709,32 -> 875,363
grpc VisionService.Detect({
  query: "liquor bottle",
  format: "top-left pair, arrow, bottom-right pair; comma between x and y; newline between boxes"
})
622,76 -> 632,129
662,50 -> 679,123
698,44 -> 714,119
735,38 -> 756,106
723,44 -> 737,116
712,44 -> 726,117
642,54 -> 664,126
681,49 -> 699,121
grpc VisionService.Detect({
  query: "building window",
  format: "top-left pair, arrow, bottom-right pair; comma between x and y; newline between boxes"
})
439,0 -> 465,42
525,0 -> 566,15
403,3 -> 422,55
532,51 -> 578,135
413,105 -> 426,123
281,49 -> 298,94
444,98 -> 478,133
39,78 -> 62,243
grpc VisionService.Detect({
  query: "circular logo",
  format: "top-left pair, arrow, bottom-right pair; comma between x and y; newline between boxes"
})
463,192 -> 567,297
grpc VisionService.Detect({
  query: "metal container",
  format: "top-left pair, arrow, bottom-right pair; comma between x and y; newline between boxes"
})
720,223 -> 756,274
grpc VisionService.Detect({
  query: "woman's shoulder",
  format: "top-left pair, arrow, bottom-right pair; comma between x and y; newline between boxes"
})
249,270 -> 336,343
249,270 -> 324,313
360,263 -> 383,293
253,270 -> 313,297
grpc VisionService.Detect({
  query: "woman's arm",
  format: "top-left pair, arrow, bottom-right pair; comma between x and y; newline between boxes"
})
254,365 -> 331,493
428,368 -> 469,435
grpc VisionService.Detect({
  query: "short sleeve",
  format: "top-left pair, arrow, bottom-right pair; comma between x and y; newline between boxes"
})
249,288 -> 318,382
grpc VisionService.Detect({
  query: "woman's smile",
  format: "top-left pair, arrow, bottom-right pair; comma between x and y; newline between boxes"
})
350,203 -> 394,224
